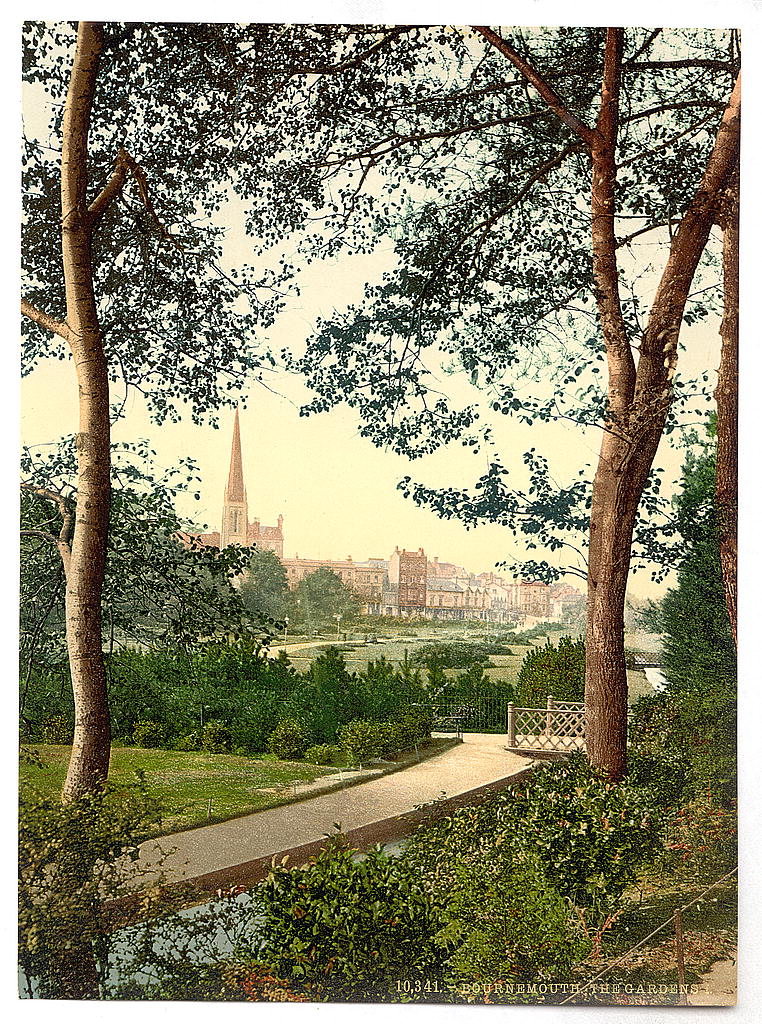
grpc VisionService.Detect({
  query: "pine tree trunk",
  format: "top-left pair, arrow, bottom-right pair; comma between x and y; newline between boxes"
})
60,21 -> 111,801
715,168 -> 739,646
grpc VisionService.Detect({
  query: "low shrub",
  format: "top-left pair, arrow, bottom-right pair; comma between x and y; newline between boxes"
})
304,743 -> 342,765
174,732 -> 201,752
406,754 -> 664,927
268,718 -> 309,761
627,747 -> 691,809
440,847 -> 591,988
132,720 -> 167,749
201,720 -> 233,754
661,790 -> 737,881
502,755 -> 664,912
41,714 -> 73,745
393,708 -> 433,748
338,720 -> 387,765
250,835 -> 446,999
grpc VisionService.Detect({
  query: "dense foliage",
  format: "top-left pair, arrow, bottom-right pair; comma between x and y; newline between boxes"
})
249,837 -> 446,1000
290,567 -> 361,631
239,550 -> 290,623
632,431 -> 736,802
21,643 -> 431,758
514,636 -> 585,707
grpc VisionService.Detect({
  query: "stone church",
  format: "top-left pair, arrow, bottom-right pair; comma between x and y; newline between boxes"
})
194,408 -> 284,556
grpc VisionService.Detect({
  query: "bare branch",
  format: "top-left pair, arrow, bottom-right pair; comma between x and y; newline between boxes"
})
21,528 -> 58,544
87,147 -> 131,224
21,482 -> 74,576
21,298 -> 71,341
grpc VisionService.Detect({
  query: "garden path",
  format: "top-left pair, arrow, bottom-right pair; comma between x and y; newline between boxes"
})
687,953 -> 737,1006
131,733 -> 534,895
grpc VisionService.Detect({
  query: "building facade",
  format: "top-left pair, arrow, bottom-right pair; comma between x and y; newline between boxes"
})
189,414 -> 582,622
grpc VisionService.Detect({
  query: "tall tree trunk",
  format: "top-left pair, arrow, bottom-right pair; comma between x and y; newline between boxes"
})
583,40 -> 741,780
715,165 -> 739,646
60,21 -> 112,802
476,27 -> 739,778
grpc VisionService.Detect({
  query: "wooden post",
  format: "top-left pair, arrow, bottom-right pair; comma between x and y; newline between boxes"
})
675,907 -> 688,1005
507,703 -> 516,747
546,694 -> 555,736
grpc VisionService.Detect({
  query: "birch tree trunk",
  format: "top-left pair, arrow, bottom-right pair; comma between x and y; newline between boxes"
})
59,22 -> 112,801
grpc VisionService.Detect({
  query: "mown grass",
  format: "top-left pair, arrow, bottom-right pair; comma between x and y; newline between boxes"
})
20,745 -> 337,835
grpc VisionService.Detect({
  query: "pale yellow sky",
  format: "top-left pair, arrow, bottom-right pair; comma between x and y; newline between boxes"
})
20,238 -> 722,599
18,22 -> 726,600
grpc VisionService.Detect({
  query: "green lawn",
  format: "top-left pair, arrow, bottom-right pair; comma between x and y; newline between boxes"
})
20,745 -> 337,835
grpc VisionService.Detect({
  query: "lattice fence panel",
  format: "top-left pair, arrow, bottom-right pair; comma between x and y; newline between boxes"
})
513,706 -> 586,751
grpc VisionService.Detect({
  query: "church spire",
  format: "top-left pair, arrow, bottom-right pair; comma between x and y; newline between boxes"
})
221,407 -> 249,548
225,407 -> 246,503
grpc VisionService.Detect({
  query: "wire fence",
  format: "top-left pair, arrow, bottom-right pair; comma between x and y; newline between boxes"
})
559,866 -> 738,1005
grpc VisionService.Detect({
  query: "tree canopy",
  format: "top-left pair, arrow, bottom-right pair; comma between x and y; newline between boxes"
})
239,549 -> 290,623
291,568 -> 361,631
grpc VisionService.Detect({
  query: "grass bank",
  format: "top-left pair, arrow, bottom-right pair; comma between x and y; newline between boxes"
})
20,745 -> 336,834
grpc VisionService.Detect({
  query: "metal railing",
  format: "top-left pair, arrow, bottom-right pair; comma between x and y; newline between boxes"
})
426,694 -> 586,751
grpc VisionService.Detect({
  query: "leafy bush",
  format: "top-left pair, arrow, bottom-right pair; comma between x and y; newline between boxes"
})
440,847 -> 590,987
304,743 -> 342,765
132,720 -> 167,748
41,714 -> 73,745
339,711 -> 433,765
174,731 -> 201,752
201,720 -> 233,753
250,836 -> 446,999
629,684 -> 736,803
406,755 -> 663,925
503,755 -> 663,911
338,719 -> 387,765
391,709 -> 433,749
627,747 -> 691,809
267,718 -> 309,761
514,636 -> 585,707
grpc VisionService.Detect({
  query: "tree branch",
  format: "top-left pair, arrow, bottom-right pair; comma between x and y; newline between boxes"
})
87,146 -> 132,225
472,25 -> 598,147
21,298 -> 71,341
318,111 -> 548,168
590,29 -> 635,405
294,26 -> 420,75
21,482 -> 74,576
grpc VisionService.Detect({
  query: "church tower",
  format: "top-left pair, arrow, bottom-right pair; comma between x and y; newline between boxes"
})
220,408 -> 249,548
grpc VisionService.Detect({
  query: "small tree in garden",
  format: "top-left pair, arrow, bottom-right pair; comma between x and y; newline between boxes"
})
290,568 -> 360,632
514,636 -> 586,707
